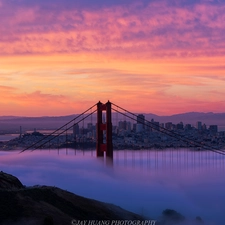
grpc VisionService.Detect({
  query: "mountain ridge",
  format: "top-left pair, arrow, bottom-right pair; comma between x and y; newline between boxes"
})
0,112 -> 225,132
1,111 -> 225,120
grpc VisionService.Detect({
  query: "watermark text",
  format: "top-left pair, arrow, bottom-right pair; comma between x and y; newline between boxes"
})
71,220 -> 156,225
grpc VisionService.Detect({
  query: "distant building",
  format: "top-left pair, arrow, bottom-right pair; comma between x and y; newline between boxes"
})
87,123 -> 93,131
185,124 -> 192,130
118,121 -> 126,130
118,121 -> 132,132
133,123 -> 136,132
165,122 -> 173,130
176,122 -> 184,130
202,124 -> 207,131
145,121 -> 152,132
209,125 -> 218,134
126,122 -> 131,132
137,114 -> 145,129
136,123 -> 143,133
196,121 -> 202,130
73,124 -> 79,138
151,119 -> 160,131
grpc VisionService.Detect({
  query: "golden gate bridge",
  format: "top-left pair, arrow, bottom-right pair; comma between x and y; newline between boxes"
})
20,101 -> 225,164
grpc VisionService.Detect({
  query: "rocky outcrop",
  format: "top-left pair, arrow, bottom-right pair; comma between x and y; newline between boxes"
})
157,209 -> 204,225
0,171 -> 23,190
0,172 -> 144,225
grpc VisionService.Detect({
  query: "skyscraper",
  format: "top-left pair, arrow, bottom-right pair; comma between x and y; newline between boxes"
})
137,114 -> 145,124
73,124 -> 79,138
137,114 -> 145,130
196,121 -> 202,130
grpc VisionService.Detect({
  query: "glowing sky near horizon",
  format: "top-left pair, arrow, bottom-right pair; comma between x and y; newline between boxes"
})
0,0 -> 225,116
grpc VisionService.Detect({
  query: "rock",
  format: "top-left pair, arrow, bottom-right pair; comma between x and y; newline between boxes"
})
195,216 -> 204,224
159,209 -> 185,224
0,171 -> 24,190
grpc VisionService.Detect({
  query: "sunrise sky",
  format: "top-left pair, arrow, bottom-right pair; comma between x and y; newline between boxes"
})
1,0 -> 225,116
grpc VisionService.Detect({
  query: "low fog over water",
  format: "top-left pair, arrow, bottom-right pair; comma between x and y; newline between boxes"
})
0,149 -> 225,225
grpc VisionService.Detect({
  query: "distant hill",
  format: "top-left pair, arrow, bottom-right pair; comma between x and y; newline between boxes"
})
0,116 -> 21,120
0,112 -> 225,133
144,112 -> 225,126
0,115 -> 77,132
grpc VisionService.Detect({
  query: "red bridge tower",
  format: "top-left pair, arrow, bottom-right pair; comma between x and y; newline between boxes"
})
96,101 -> 113,158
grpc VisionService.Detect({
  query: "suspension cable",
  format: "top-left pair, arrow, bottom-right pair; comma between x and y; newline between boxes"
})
32,109 -> 97,151
111,104 -> 225,156
20,104 -> 97,153
29,109 -> 97,151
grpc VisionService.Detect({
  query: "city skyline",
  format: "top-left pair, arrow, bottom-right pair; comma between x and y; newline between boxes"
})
1,0 -> 225,116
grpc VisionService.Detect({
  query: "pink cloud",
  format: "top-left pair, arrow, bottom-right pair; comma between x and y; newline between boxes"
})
0,1 -> 225,57
0,89 -> 73,116
0,85 -> 17,91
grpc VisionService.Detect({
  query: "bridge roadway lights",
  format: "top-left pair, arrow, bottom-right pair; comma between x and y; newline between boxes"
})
96,101 -> 113,158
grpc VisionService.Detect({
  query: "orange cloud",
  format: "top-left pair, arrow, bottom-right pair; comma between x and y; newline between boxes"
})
0,85 -> 17,91
0,52 -> 225,115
